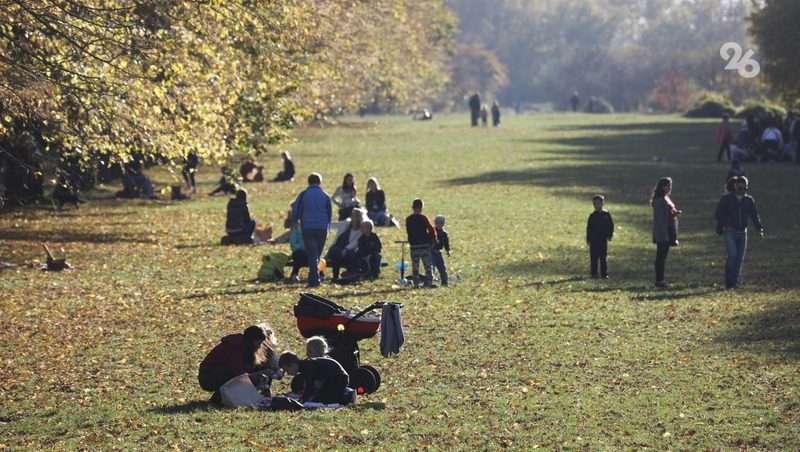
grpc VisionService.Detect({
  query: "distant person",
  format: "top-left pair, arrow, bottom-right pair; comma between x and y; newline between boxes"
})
331,173 -> 360,221
587,96 -> 596,113
121,157 -> 156,199
727,159 -> 745,180
225,189 -> 257,243
480,104 -> 488,126
468,93 -> 481,126
365,177 -> 392,226
570,91 -> 581,112
273,151 -> 295,182
208,167 -> 237,196
325,208 -> 365,281
182,151 -> 199,194
291,172 -> 332,287
198,324 -> 280,402
432,214 -> 451,286
279,352 -> 351,404
491,101 -> 501,127
240,160 -> 265,182
739,114 -> 755,151
586,194 -> 614,279
287,220 -> 307,283
405,198 -> 438,288
715,176 -> 764,289
716,114 -> 734,162
651,177 -> 680,289
760,120 -> 783,162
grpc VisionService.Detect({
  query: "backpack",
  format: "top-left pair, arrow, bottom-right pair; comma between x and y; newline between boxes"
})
257,252 -> 289,282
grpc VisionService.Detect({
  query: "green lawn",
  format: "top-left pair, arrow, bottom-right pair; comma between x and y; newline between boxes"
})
1,113 -> 798,450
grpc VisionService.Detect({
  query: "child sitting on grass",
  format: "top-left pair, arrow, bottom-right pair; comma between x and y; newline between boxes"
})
279,351 -> 350,404
306,336 -> 330,358
357,219 -> 382,280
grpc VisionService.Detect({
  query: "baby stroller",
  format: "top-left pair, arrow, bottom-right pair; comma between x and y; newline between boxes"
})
293,293 -> 385,395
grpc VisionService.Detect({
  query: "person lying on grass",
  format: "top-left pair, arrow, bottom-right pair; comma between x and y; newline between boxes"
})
279,351 -> 350,404
198,324 -> 282,403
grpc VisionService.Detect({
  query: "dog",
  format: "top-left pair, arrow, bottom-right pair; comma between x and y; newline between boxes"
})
52,184 -> 84,209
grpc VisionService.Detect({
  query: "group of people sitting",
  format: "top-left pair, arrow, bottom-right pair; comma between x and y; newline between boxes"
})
198,324 -> 354,407
717,112 -> 800,163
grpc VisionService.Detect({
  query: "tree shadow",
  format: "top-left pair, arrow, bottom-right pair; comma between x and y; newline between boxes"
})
348,401 -> 386,411
184,285 -> 274,300
0,228 -> 158,244
715,298 -> 800,361
150,400 -> 218,414
324,286 -> 409,300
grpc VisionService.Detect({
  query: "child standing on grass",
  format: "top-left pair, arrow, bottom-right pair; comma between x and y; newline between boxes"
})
586,194 -> 614,279
432,214 -> 450,286
405,198 -> 438,288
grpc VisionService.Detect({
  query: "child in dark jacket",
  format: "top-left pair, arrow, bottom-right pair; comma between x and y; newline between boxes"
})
405,198 -> 438,288
279,352 -> 350,404
586,194 -> 614,279
357,220 -> 382,279
432,214 -> 450,286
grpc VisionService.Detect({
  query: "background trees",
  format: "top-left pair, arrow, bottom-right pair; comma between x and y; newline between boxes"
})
0,0 -> 455,173
446,0 -> 765,112
750,0 -> 800,101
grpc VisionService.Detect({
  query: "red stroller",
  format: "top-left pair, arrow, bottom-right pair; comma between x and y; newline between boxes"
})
293,293 -> 385,395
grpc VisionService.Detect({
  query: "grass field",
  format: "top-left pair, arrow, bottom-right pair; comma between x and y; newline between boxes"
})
1,113 -> 798,450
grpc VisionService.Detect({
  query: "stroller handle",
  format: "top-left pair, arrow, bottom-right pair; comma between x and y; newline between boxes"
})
347,301 -> 403,326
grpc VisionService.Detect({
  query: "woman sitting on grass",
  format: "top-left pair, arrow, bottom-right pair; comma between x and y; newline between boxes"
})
225,189 -> 256,244
198,324 -> 281,403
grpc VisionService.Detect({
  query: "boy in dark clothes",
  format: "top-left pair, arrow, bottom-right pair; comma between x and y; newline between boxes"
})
357,219 -> 382,279
432,214 -> 450,286
405,198 -> 438,288
279,352 -> 350,404
586,194 -> 614,279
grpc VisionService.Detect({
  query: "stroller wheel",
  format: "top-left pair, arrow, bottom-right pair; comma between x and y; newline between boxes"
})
290,374 -> 305,394
350,367 -> 377,395
361,365 -> 381,392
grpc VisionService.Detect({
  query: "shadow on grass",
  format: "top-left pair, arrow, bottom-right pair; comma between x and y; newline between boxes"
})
442,120 -> 716,208
715,298 -> 800,360
349,401 -> 386,411
150,400 -> 218,414
184,285 -> 274,300
324,287 -> 410,300
174,243 -> 219,249
0,228 -> 158,244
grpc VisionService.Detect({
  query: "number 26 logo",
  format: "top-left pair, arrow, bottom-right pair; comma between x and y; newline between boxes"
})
720,42 -> 760,78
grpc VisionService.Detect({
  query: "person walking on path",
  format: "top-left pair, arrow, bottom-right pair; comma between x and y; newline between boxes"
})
714,176 -> 764,289
716,113 -> 734,162
292,173 -> 332,287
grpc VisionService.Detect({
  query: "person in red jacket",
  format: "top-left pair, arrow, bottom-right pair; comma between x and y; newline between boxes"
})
198,324 -> 280,398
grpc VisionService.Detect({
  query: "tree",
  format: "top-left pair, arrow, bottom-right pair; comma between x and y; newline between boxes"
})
0,0 -> 455,192
750,0 -> 800,101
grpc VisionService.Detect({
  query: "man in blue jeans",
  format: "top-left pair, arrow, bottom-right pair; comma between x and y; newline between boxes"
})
292,173 -> 332,287
714,176 -> 764,289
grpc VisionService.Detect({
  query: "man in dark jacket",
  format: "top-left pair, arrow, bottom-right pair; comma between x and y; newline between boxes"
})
714,176 -> 764,289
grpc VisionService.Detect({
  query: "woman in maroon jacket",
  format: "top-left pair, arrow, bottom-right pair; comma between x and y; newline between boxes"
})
198,324 -> 280,394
